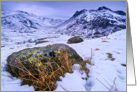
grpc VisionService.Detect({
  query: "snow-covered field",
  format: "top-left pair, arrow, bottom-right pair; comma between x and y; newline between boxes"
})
1,29 -> 126,91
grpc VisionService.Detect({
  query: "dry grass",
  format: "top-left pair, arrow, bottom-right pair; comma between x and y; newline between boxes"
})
95,48 -> 99,51
26,44 -> 32,47
110,77 -> 118,91
9,47 -> 14,49
6,50 -> 90,91
17,46 -> 20,48
1,46 -> 5,48
106,53 -> 115,61
96,77 -> 118,91
79,59 -> 91,77
102,40 -> 109,43
1,74 -> 14,80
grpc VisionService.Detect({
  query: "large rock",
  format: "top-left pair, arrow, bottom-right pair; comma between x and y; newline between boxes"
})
67,36 -> 83,44
6,44 -> 83,75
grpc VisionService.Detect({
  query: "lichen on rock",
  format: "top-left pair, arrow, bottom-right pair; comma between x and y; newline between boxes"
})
6,44 -> 83,76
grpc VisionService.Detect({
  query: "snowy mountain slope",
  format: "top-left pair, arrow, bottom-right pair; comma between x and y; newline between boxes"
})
1,29 -> 126,91
39,17 -> 65,27
1,6 -> 126,91
55,6 -> 126,38
1,10 -> 65,33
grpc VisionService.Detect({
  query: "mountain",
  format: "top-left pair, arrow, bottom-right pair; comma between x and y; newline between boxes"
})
1,10 -> 65,33
55,6 -> 126,38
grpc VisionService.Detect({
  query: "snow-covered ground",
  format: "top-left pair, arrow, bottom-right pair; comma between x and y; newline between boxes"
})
1,29 -> 126,91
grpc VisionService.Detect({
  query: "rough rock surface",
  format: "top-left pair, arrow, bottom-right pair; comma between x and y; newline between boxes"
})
6,44 -> 83,75
67,36 -> 83,44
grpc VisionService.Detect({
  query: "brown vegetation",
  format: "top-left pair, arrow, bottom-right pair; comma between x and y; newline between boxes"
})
6,50 -> 91,91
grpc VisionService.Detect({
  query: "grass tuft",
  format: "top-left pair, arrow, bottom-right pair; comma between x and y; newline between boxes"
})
102,40 -> 109,43
106,53 -> 115,61
6,50 -> 90,91
1,46 -> 5,48
78,59 -> 91,77
95,48 -> 100,51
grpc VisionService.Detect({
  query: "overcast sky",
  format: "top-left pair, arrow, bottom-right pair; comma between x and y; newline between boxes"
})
1,1 -> 126,19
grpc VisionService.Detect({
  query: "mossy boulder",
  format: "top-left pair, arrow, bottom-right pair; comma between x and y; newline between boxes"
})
6,44 -> 83,76
35,40 -> 49,45
67,36 -> 83,44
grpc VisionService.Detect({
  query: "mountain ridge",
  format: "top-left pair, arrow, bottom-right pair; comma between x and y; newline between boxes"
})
1,6 -> 126,39
1,10 -> 65,33
55,6 -> 126,38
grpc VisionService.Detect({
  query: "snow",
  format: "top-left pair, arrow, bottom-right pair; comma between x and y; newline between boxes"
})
1,29 -> 126,91
1,10 -> 65,33
55,70 -> 86,91
55,7 -> 126,39
1,72 -> 34,91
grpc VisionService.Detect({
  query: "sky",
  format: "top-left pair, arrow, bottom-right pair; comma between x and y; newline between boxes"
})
1,1 -> 126,19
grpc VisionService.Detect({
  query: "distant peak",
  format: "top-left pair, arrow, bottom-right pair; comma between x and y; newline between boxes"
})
80,9 -> 87,12
115,10 -> 126,16
72,9 -> 87,18
16,10 -> 29,14
98,6 -> 112,11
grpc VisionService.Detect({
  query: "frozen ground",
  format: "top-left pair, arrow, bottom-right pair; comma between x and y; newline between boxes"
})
1,29 -> 126,91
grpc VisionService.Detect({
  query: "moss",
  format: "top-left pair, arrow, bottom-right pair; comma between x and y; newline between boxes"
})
106,53 -> 112,58
6,44 -> 83,89
106,53 -> 115,61
69,54 -> 83,63
35,40 -> 49,45
28,58 -> 33,64
67,36 -> 83,44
